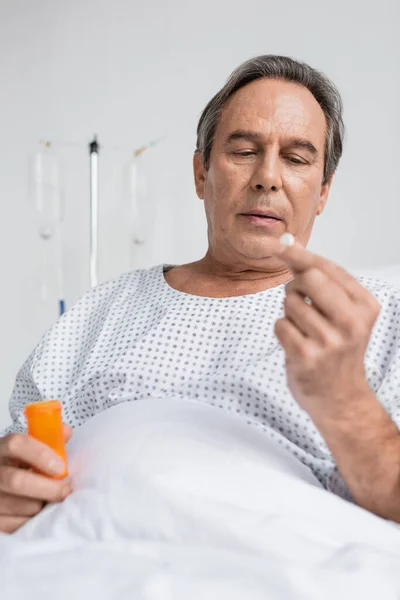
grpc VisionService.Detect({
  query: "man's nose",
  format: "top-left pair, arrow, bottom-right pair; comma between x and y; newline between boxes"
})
250,153 -> 282,192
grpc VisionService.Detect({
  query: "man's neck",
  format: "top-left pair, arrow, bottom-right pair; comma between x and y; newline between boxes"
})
164,255 -> 293,298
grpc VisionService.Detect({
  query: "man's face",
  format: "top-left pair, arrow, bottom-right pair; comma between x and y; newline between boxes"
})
194,78 -> 333,269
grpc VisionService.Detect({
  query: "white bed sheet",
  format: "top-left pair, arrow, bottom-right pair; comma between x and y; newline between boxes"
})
1,398 -> 400,599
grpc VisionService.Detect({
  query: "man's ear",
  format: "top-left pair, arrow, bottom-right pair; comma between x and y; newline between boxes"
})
193,152 -> 206,199
316,173 -> 334,216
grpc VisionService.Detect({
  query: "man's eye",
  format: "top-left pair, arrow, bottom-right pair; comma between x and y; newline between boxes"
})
287,156 -> 306,165
233,151 -> 256,157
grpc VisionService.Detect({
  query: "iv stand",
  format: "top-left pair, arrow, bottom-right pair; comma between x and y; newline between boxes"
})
89,136 -> 99,287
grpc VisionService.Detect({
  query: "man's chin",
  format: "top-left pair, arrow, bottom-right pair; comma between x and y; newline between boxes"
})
235,238 -> 281,262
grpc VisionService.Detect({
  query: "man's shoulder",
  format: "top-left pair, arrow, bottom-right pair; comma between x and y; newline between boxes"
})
71,264 -> 163,310
359,275 -> 400,356
27,264 -> 164,375
355,277 -> 400,392
97,263 -> 162,294
35,264 -> 163,349
356,275 -> 400,308
357,276 -> 400,335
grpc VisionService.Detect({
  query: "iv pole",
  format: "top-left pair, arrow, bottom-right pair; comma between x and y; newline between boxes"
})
33,134 -> 164,297
89,136 -> 99,287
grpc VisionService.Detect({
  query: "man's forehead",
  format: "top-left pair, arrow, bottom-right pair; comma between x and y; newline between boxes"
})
217,78 -> 326,143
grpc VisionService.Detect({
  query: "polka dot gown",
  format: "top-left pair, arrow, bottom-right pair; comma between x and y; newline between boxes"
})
4,265 -> 400,501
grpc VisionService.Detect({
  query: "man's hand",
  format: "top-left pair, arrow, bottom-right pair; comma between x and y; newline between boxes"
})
0,425 -> 72,534
272,239 -> 400,520
273,240 -> 380,423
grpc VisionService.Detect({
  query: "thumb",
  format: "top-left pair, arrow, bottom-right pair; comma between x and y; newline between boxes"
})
63,423 -> 73,442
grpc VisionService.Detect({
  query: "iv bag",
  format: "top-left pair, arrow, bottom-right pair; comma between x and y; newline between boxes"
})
124,155 -> 155,245
29,143 -> 63,240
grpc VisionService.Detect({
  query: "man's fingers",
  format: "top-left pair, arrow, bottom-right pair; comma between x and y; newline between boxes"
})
0,491 -> 44,517
275,316 -> 307,355
0,515 -> 30,534
0,434 -> 66,477
284,291 -> 341,343
63,424 -> 73,442
276,241 -> 366,303
285,270 -> 353,326
0,465 -> 72,503
278,241 -> 346,278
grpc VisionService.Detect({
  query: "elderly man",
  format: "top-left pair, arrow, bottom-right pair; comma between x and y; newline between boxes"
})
1,55 -> 399,534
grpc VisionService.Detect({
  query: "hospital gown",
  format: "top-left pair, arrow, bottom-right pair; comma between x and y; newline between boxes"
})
3,265 -> 400,500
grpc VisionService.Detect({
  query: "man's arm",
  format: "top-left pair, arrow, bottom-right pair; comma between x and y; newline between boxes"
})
313,388 -> 400,521
272,236 -> 400,522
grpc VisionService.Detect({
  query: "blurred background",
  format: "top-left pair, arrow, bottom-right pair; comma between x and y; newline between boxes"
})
0,0 -> 399,427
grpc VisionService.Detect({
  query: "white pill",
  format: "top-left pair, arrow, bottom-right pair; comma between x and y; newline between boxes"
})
279,233 -> 295,247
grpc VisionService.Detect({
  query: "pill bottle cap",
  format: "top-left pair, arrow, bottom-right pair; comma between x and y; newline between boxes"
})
24,400 -> 62,418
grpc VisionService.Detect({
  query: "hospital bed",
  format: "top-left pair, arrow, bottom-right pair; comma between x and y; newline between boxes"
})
0,264 -> 399,599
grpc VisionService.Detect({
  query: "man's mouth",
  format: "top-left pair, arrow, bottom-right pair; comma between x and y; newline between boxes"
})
243,214 -> 280,220
240,210 -> 282,221
239,210 -> 284,230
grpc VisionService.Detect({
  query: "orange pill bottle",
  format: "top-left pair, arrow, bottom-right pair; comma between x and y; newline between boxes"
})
24,400 -> 68,479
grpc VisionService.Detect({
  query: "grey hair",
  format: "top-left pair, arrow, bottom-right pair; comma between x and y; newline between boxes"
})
196,55 -> 345,185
